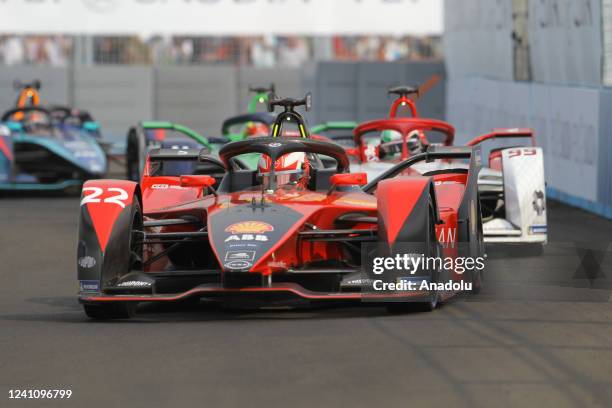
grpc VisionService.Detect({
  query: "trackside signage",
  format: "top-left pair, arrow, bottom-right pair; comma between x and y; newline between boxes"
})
0,0 -> 442,35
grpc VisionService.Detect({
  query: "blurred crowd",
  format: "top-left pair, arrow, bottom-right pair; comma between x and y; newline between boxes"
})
0,35 -> 441,66
0,35 -> 72,66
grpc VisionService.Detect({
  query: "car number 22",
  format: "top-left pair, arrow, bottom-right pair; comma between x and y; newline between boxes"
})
80,187 -> 128,208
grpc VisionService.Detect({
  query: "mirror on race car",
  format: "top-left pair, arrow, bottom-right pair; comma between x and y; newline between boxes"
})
330,172 -> 368,186
180,175 -> 216,188
345,147 -> 360,158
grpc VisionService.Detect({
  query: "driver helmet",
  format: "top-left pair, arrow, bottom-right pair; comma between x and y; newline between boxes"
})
407,131 -> 424,155
381,129 -> 401,143
20,110 -> 49,129
258,152 -> 309,187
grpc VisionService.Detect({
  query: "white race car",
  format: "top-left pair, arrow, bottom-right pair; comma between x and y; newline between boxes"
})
466,128 -> 547,245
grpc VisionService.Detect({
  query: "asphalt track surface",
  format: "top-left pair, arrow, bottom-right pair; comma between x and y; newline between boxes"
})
1,195 -> 612,408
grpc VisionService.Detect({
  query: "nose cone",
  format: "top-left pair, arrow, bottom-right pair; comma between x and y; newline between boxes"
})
207,203 -> 305,272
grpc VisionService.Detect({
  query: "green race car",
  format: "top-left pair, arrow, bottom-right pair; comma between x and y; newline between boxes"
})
125,121 -> 225,181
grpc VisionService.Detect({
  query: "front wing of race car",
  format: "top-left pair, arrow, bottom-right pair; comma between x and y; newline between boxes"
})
79,280 -> 430,307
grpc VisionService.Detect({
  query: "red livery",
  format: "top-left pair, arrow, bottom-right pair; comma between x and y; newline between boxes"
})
76,95 -> 484,319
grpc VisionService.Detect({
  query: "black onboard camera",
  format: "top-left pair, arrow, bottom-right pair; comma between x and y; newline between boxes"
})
249,83 -> 276,95
266,92 -> 312,138
387,85 -> 419,98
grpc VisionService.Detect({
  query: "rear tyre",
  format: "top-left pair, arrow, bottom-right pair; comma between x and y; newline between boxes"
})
126,129 -> 140,181
469,269 -> 482,295
469,194 -> 485,295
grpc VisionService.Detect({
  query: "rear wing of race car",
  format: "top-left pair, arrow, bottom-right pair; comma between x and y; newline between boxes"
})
467,128 -> 535,147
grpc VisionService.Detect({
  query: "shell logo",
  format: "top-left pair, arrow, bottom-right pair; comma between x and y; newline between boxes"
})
334,197 -> 376,208
225,221 -> 274,234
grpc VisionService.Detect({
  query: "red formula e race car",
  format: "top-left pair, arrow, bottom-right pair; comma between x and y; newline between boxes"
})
348,85 -> 453,178
76,96 -> 484,319
349,85 -> 547,247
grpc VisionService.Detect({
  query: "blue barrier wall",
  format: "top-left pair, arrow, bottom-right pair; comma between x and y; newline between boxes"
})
444,0 -> 611,219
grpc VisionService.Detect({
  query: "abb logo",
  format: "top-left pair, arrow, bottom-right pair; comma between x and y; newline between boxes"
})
508,148 -> 537,159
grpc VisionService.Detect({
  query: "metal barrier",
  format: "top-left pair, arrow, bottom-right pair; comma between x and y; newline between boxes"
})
0,60 -> 445,141
447,77 -> 612,218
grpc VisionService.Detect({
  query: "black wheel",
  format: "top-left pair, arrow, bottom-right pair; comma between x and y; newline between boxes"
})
469,269 -> 482,295
83,201 -> 143,320
126,128 -> 140,181
129,200 -> 144,272
83,302 -> 136,320
386,296 -> 438,313
469,194 -> 485,295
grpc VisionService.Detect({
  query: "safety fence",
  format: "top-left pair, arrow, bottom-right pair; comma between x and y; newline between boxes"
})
0,35 -> 442,68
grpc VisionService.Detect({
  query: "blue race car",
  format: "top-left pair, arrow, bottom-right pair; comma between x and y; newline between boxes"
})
0,106 -> 107,192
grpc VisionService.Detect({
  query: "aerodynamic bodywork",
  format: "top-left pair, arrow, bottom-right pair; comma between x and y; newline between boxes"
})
0,81 -> 107,191
125,121 -> 225,181
348,85 -> 547,246
76,96 -> 484,319
467,129 -> 547,245
126,85 -> 277,181
0,106 -> 107,191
